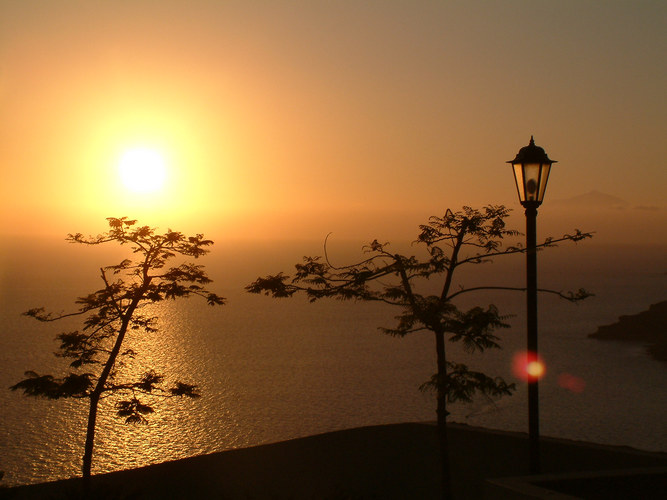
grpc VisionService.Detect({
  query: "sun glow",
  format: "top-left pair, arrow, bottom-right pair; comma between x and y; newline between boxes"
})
65,98 -> 245,232
118,148 -> 167,193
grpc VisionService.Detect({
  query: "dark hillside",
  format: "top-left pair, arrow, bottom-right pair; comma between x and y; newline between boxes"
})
589,301 -> 667,362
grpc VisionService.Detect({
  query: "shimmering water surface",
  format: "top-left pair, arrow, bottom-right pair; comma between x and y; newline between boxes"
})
1,241 -> 665,486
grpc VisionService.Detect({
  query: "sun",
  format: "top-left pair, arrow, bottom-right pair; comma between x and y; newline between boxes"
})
118,148 -> 167,193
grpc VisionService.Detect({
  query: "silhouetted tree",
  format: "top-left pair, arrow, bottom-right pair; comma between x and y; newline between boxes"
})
11,217 -> 224,487
246,205 -> 591,499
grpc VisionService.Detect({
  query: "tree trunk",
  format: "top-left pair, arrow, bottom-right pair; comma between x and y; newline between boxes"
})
435,329 -> 452,500
79,289 -> 145,488
81,392 -> 100,493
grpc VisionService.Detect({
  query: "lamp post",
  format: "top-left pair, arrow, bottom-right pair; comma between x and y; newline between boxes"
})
508,136 -> 556,474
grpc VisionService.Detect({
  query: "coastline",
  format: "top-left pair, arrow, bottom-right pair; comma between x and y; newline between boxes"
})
589,301 -> 667,362
4,422 -> 667,499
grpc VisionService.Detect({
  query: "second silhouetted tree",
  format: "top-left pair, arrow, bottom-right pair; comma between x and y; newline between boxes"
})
247,205 -> 591,500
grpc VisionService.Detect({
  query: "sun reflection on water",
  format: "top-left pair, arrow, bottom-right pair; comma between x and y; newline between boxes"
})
90,300 -> 242,475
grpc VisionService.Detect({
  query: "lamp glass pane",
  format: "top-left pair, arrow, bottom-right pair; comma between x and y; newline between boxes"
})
522,163 -> 542,201
512,164 -> 526,202
537,163 -> 551,202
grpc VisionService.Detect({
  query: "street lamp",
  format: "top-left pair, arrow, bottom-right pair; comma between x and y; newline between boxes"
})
507,136 -> 557,474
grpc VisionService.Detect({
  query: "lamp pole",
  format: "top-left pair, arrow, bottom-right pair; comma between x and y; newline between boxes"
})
508,136 -> 556,475
525,201 -> 539,474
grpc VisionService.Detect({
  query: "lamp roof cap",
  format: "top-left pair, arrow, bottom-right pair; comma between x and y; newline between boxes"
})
507,136 -> 557,164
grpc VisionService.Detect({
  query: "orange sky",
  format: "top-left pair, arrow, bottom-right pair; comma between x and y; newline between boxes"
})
1,1 -> 665,243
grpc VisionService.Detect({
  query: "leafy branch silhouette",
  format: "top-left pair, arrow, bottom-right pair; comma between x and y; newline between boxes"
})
11,217 -> 224,485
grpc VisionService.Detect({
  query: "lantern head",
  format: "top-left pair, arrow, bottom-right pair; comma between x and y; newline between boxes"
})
508,136 -> 557,206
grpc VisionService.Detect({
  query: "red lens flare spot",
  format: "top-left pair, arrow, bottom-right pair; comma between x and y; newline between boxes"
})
558,373 -> 586,393
512,351 -> 546,382
526,360 -> 545,378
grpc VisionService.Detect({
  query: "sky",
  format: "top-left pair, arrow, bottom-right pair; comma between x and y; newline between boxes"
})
1,0 -> 665,244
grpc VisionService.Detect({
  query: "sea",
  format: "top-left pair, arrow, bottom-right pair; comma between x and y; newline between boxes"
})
0,238 -> 665,486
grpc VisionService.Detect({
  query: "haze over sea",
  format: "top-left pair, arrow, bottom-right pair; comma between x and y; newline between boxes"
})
1,238 -> 665,487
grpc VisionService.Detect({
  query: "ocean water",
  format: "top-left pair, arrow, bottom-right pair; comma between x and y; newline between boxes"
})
0,240 -> 665,486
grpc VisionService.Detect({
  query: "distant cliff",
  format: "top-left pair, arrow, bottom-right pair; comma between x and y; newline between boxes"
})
589,301 -> 667,363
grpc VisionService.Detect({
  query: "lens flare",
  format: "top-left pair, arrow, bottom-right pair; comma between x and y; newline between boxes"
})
512,351 -> 546,382
526,360 -> 545,378
558,373 -> 586,393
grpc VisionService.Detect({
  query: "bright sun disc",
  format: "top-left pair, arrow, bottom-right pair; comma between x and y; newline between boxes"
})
118,148 -> 167,193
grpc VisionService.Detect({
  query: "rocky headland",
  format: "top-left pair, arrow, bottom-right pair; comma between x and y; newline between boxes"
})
589,301 -> 667,363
